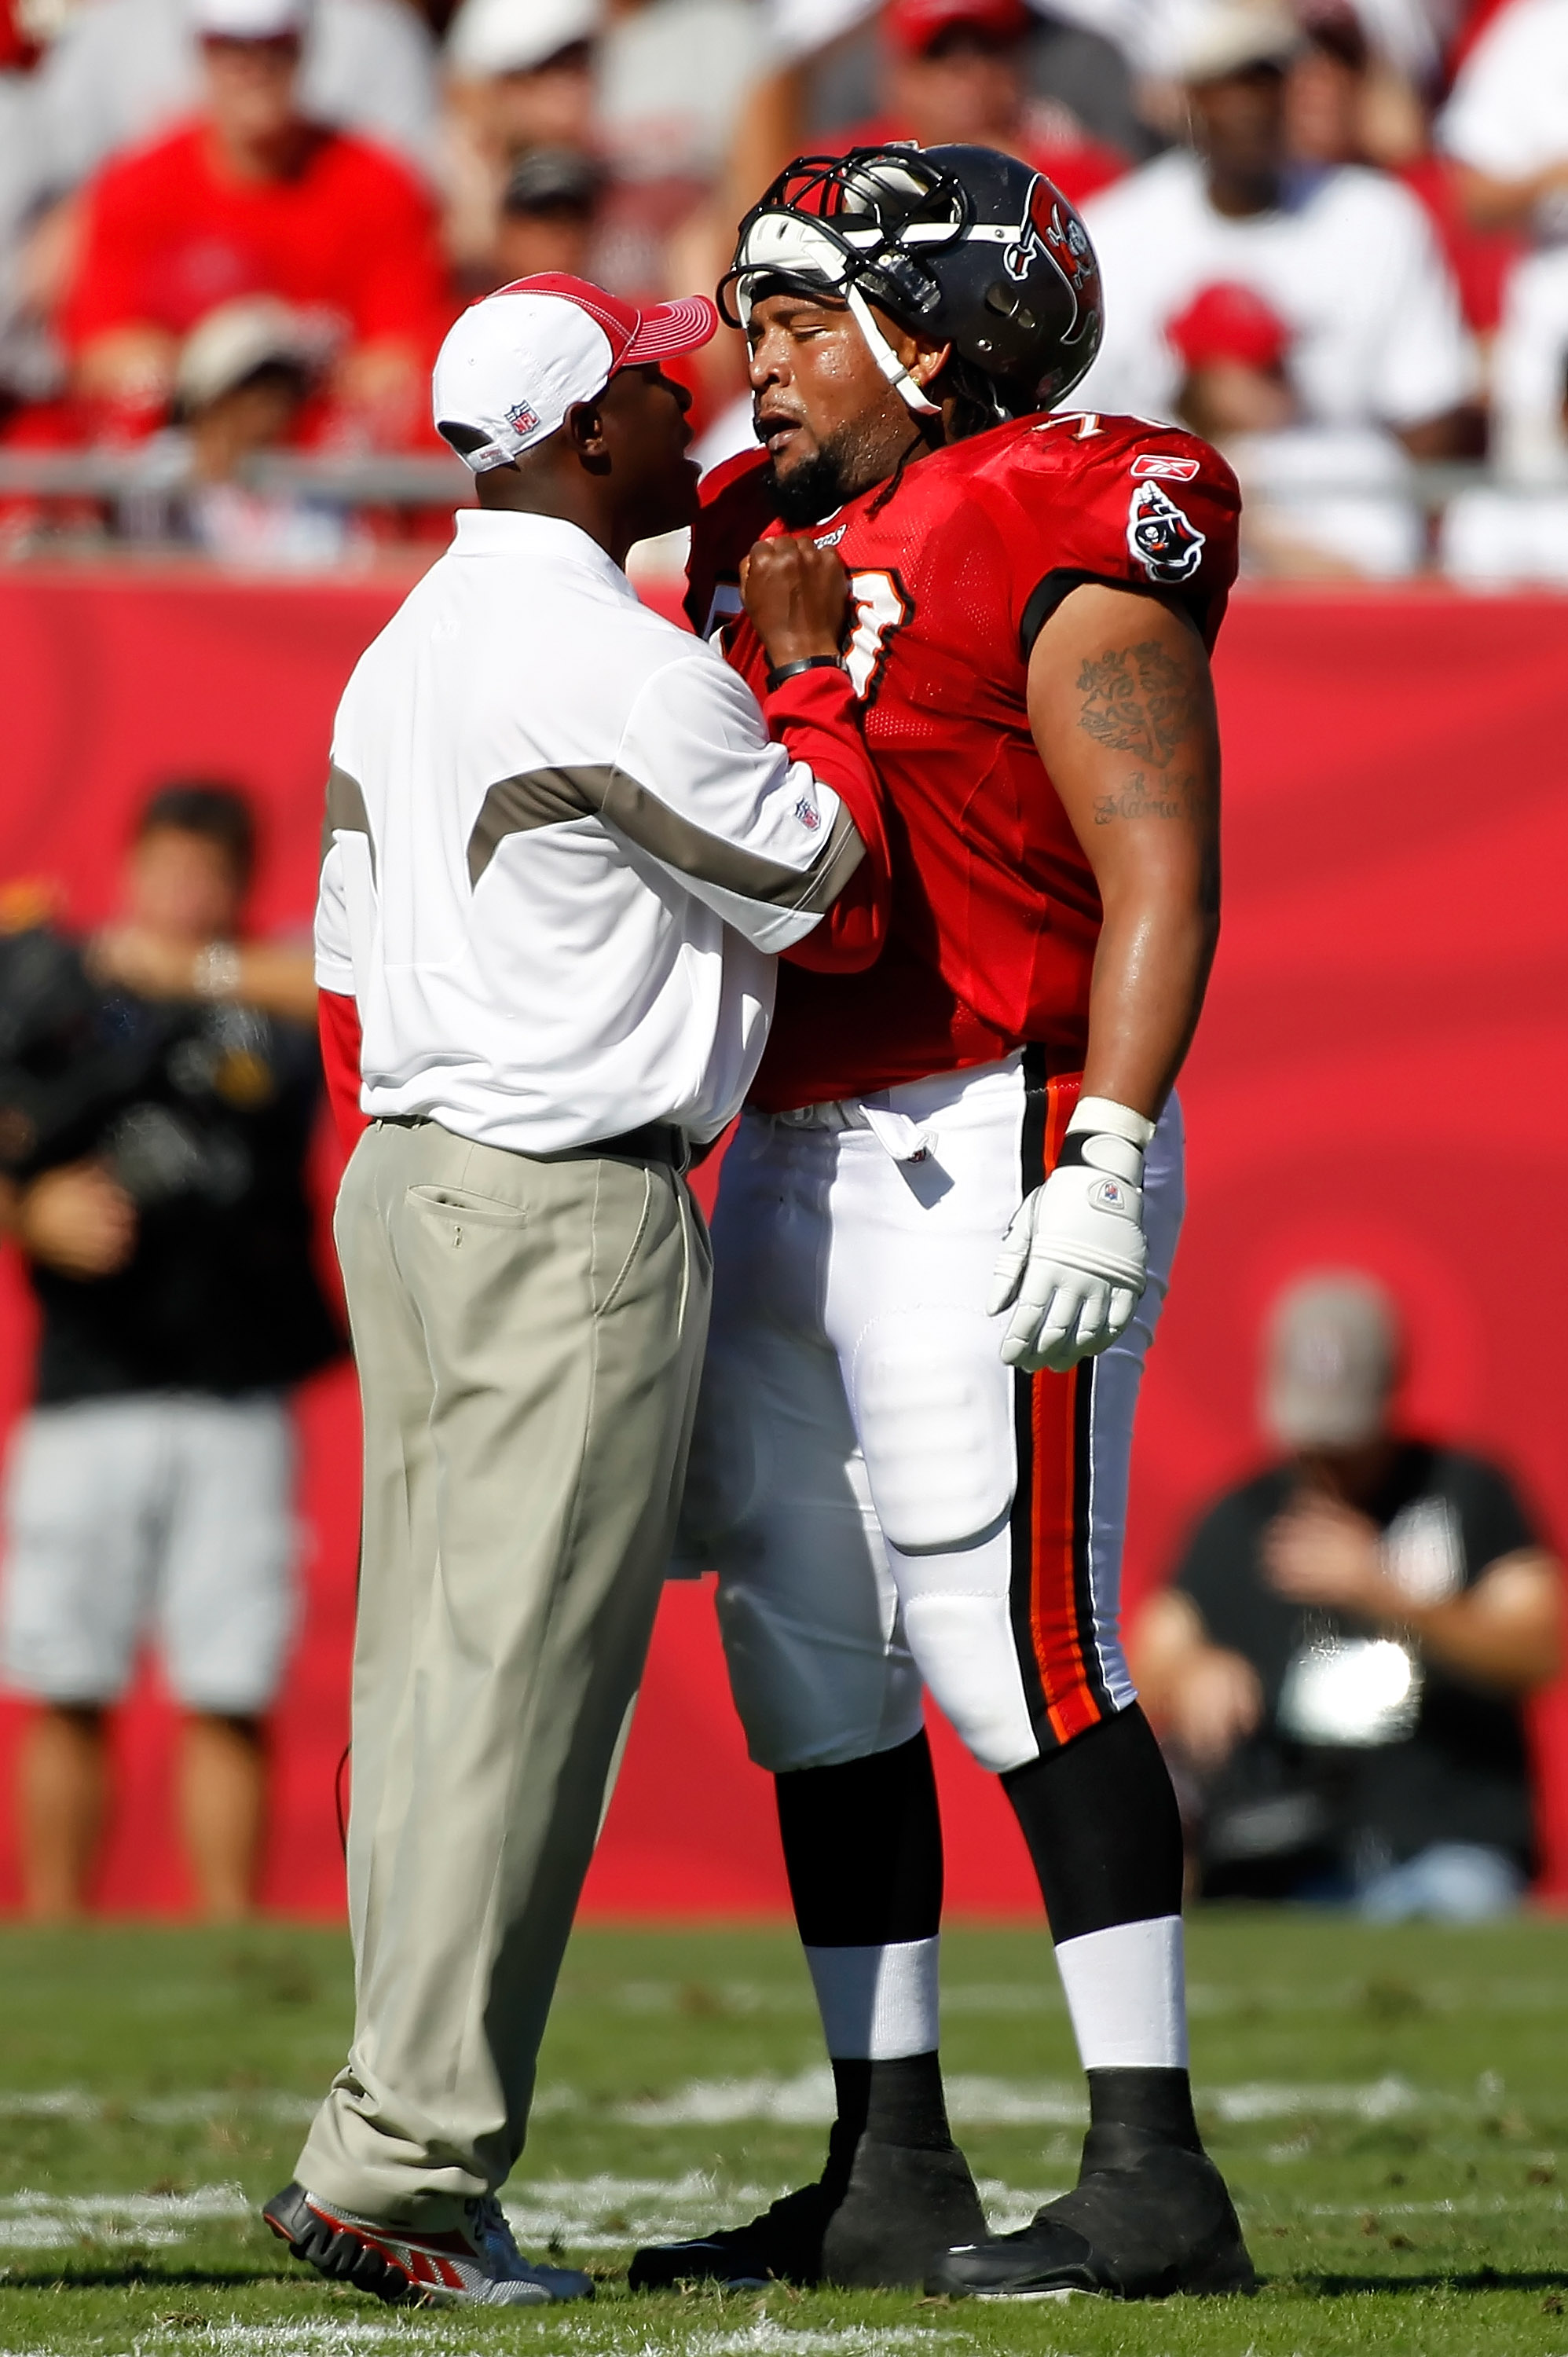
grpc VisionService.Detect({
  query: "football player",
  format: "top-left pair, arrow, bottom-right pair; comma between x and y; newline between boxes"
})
632,147 -> 1251,2302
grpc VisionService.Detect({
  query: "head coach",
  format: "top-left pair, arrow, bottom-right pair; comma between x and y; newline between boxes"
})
264,273 -> 888,2307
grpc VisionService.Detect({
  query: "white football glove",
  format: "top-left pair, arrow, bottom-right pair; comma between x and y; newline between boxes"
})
988,1095 -> 1156,1373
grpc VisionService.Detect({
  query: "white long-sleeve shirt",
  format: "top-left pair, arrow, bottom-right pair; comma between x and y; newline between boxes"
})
315,508 -> 867,1153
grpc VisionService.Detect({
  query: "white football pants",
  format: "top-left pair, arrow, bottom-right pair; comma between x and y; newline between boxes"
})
680,1052 -> 1183,1776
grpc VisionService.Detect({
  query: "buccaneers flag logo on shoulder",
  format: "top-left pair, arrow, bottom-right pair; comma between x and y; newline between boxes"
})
1003,174 -> 1100,349
1127,479 -> 1206,583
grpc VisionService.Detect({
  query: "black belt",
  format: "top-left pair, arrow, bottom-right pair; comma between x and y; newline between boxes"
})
376,1113 -> 688,1171
573,1121 -> 689,1171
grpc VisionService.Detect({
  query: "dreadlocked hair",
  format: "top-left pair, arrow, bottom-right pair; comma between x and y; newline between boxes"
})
943,352 -> 1024,442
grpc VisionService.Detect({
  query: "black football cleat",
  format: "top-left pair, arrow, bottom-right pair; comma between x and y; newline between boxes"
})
629,2128 -> 986,2291
926,2124 -> 1256,2301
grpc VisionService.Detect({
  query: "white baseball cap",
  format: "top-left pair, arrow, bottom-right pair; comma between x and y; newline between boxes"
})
445,0 -> 599,79
177,297 -> 325,410
190,0 -> 312,38
1176,0 -> 1302,82
432,273 -> 718,473
1262,1271 -> 1401,1453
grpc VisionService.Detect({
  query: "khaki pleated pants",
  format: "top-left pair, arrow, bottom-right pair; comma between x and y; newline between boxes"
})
296,1116 -> 710,2223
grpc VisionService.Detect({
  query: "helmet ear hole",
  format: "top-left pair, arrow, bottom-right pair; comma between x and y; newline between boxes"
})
979,280 -> 1042,367
984,281 -> 1038,337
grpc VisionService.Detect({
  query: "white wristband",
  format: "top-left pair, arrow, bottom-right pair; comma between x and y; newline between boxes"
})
1067,1094 -> 1156,1149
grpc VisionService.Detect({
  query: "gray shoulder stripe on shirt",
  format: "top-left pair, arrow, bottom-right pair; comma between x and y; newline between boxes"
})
468,763 -> 865,914
321,764 -> 375,878
467,765 -> 600,883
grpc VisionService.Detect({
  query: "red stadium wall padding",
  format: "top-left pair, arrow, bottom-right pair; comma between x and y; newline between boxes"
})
0,569 -> 1563,1917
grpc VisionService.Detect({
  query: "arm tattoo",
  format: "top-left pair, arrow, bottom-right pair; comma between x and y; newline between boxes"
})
1094,770 -> 1190,824
1075,638 -> 1204,769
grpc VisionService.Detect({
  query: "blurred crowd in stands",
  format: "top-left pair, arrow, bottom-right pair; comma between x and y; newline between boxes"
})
3,0 -> 1568,576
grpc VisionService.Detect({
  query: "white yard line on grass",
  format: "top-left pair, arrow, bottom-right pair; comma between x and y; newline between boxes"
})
0,2172 -> 1065,2259
0,2070 -> 1507,2137
502,2172 -> 1068,2249
0,2092 -> 317,2127
0,2186 -> 251,2249
616,2069 -> 1090,2127
0,2318 -> 962,2357
616,2068 -> 1493,2128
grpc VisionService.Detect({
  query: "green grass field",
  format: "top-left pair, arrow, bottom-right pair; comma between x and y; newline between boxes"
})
2,1912 -> 1568,2355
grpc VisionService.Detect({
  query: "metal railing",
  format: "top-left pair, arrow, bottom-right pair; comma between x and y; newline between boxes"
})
0,451 -> 475,504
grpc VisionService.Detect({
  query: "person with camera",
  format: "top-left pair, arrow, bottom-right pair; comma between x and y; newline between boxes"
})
0,783 -> 339,1919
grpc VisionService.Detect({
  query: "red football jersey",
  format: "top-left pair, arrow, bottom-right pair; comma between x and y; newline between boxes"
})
687,411 -> 1240,1112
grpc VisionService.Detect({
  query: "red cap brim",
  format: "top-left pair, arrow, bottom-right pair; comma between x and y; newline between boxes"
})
621,293 -> 720,364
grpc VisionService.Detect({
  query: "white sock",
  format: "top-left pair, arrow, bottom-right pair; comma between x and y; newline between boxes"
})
1053,1915 -> 1189,2070
803,1936 -> 941,2060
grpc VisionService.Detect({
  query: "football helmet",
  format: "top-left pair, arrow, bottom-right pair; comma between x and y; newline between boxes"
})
720,142 -> 1103,420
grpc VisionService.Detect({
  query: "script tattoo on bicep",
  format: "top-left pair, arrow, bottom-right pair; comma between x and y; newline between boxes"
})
1093,770 -> 1191,824
1075,638 -> 1205,769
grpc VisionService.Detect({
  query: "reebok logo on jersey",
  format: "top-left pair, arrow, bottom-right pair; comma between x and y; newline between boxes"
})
1127,481 -> 1206,584
1131,453 -> 1200,482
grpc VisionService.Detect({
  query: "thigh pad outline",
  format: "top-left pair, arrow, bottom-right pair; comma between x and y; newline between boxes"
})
850,1310 -> 1016,1556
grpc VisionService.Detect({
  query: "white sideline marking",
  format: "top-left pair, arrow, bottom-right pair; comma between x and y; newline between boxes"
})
617,2069 -> 1089,2128
0,2172 -> 1061,2259
0,2184 -> 250,2249
0,2089 -> 317,2126
501,2172 -> 1065,2249
676,2332 -> 955,2355
0,2333 -> 956,2357
617,2068 -> 1486,2128
0,2070 -> 1498,2135
1211,2077 -> 1445,2124
502,2172 -> 775,2250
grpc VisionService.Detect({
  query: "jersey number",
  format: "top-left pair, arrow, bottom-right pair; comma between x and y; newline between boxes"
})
844,570 -> 910,700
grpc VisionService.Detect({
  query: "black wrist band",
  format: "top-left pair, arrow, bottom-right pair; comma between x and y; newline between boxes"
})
765,655 -> 844,691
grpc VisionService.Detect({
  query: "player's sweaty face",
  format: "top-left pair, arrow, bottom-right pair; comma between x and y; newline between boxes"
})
747,293 -> 917,522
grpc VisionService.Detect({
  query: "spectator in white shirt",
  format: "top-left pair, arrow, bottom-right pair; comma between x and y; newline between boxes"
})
1439,0 -> 1568,240
29,0 -> 438,190
1166,279 -> 1425,576
441,0 -> 599,284
1077,0 -> 1476,466
1442,246 -> 1568,578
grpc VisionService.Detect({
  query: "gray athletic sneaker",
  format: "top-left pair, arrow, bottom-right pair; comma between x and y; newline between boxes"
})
264,2179 -> 594,2307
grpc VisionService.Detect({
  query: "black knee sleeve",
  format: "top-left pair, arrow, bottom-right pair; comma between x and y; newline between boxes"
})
775,1731 -> 943,1948
1001,1703 -> 1184,1943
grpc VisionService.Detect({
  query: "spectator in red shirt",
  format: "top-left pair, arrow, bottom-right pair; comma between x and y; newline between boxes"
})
59,0 -> 451,446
